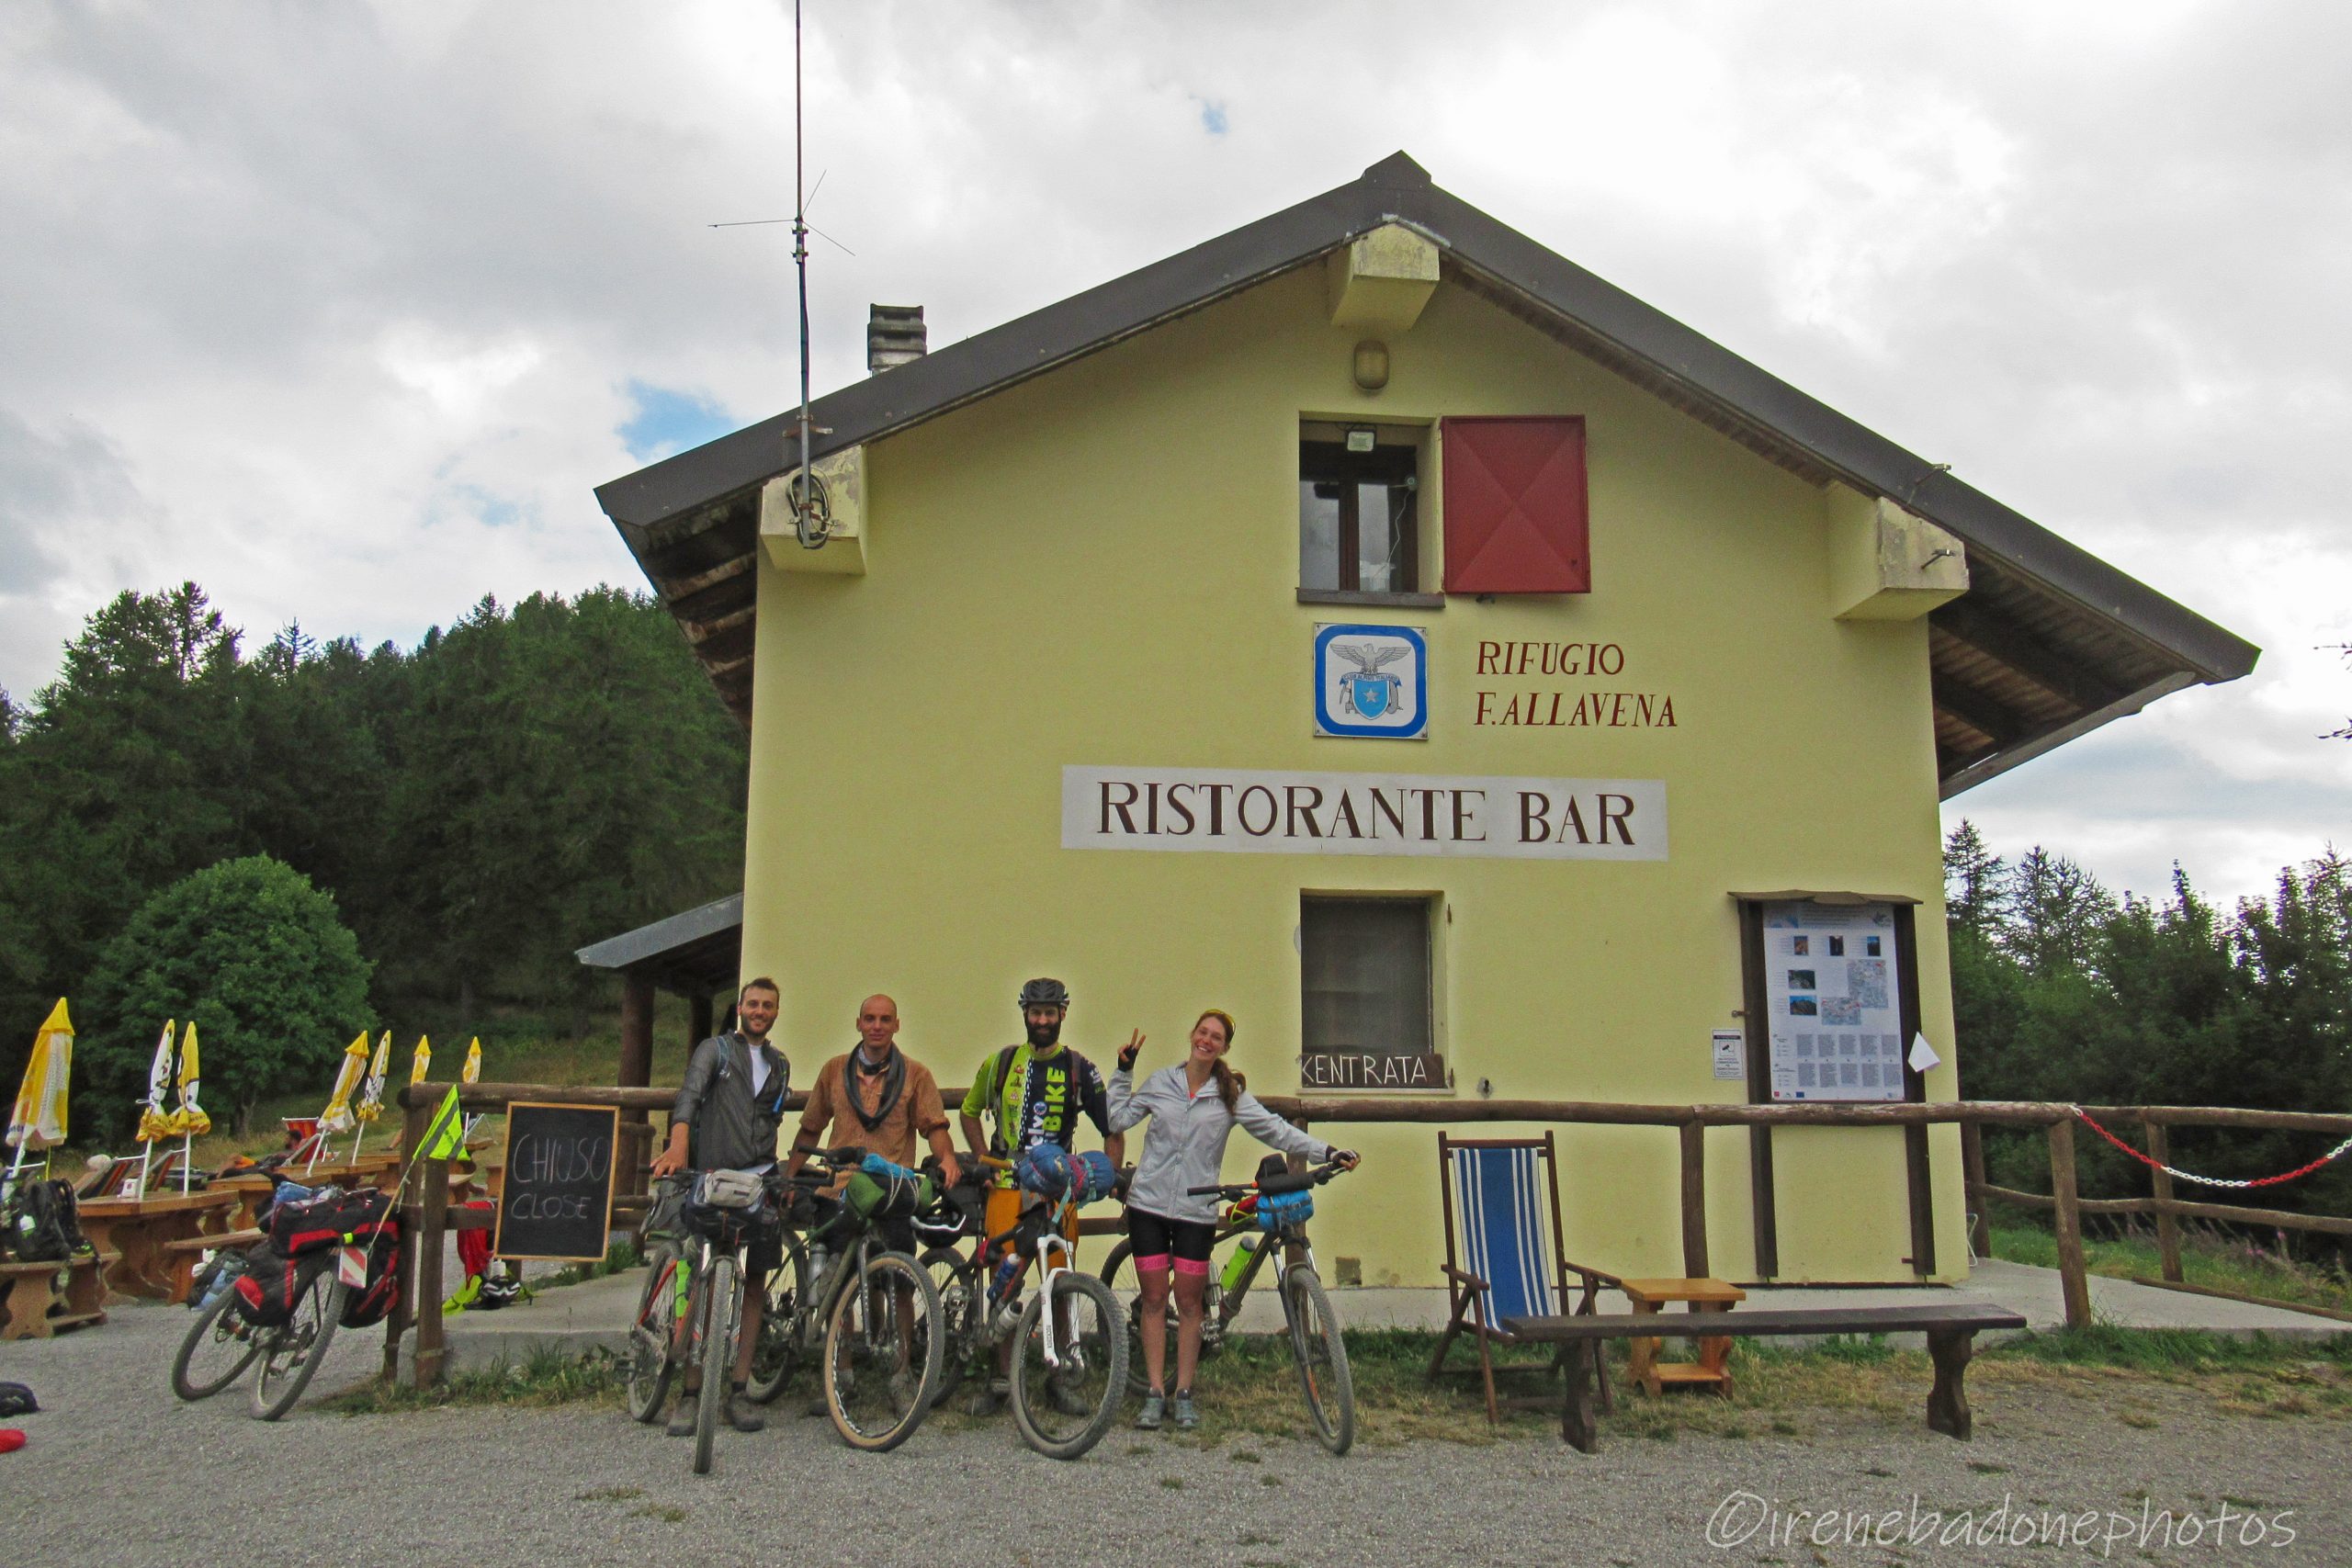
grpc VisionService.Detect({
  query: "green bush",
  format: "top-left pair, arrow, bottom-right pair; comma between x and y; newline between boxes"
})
81,854 -> 374,1138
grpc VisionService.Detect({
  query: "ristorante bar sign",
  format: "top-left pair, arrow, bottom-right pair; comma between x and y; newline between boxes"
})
1061,766 -> 1668,861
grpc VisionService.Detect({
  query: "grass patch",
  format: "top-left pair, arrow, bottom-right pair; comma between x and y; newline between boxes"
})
628,1504 -> 686,1524
537,1240 -> 643,1291
325,1319 -> 2352,1446
1991,1222 -> 2352,1317
326,1345 -> 625,1415
574,1485 -> 643,1502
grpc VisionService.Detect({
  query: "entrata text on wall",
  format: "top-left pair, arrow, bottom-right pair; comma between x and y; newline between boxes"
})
1061,766 -> 1668,861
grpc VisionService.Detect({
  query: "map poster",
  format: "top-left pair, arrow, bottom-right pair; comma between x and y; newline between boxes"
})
1760,901 -> 1905,1102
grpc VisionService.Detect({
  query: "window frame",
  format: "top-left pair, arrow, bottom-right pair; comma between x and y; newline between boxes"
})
1297,892 -> 1439,1068
1296,431 -> 1437,606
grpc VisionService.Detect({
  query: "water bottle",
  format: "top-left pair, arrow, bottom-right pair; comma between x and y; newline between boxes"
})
1218,1235 -> 1258,1295
808,1241 -> 830,1285
989,1251 -> 1023,1304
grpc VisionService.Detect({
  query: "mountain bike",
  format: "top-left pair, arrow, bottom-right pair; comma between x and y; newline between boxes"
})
171,1176 -> 390,1421
635,1156 -> 944,1461
1096,1157 -> 1355,1454
918,1155 -> 1127,1460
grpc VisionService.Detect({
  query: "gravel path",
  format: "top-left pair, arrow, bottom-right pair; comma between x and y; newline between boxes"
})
2,1301 -> 2344,1566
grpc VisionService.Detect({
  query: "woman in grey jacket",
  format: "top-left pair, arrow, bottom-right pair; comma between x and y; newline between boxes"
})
1109,1010 -> 1358,1430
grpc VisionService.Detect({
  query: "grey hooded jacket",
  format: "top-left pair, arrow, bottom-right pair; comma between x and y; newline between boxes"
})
1109,1065 -> 1329,1225
672,1032 -> 792,1171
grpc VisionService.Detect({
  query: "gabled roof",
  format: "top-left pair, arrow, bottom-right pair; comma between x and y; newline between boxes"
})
596,152 -> 2257,795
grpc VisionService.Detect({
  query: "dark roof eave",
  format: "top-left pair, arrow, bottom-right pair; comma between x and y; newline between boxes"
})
597,150 -> 2257,705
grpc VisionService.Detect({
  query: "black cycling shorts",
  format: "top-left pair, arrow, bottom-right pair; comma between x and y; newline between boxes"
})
745,1226 -> 784,1278
1126,1208 -> 1216,1266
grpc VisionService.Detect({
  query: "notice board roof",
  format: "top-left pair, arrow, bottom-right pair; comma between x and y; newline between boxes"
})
574,893 -> 742,995
596,152 -> 2257,795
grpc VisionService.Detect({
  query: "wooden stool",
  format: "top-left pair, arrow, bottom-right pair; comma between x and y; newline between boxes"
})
1617,1277 -> 1745,1396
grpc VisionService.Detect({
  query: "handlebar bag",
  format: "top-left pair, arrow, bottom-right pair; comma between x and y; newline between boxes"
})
1254,1190 -> 1315,1232
641,1176 -> 693,1243
693,1168 -> 768,1212
1070,1150 -> 1119,1205
845,1167 -> 934,1224
1013,1145 -> 1074,1199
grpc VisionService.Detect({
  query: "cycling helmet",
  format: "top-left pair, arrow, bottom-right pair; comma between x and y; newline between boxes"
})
1016,977 -> 1071,1010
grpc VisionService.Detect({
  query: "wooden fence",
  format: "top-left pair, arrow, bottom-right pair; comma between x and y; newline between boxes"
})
381,1083 -> 2352,1386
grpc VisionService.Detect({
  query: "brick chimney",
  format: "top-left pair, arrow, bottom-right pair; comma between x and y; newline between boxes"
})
866,305 -> 926,374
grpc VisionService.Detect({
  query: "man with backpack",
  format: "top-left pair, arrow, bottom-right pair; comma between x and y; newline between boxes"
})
783,993 -> 961,1252
649,976 -> 793,1438
956,977 -> 1124,1412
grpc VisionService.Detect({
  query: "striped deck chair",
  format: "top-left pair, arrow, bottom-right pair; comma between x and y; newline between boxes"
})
1428,1131 -> 1619,1424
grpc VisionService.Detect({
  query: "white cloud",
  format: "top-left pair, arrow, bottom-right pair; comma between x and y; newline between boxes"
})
2,0 -> 2346,900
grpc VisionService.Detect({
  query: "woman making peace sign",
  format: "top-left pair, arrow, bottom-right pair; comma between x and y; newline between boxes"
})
1108,1010 -> 1359,1430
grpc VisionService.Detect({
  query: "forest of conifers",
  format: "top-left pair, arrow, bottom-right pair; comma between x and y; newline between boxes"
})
1,583 -> 2344,1210
0,582 -> 746,1113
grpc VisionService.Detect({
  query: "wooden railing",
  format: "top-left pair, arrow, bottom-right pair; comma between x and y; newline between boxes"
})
380,1083 -> 2352,1385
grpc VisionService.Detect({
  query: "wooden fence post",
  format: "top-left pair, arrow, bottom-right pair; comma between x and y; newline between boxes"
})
2046,1117 -> 2092,1330
2144,1117 -> 2184,1283
414,1141 -> 451,1385
1961,1121 -> 1992,1259
1679,1121 -> 1709,1279
381,1095 -> 429,1383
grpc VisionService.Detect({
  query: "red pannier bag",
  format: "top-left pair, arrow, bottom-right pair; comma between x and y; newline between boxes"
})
269,1187 -> 394,1257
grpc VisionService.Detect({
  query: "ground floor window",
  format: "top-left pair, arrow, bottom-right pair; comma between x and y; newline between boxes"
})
1299,895 -> 1442,1089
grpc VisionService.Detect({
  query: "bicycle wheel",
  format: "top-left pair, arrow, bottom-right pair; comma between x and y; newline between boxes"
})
1010,1271 -> 1126,1461
626,1244 -> 684,1423
919,1246 -> 980,1406
171,1282 -> 264,1401
1283,1264 -> 1354,1455
746,1235 -> 809,1404
692,1254 -> 738,1476
249,1265 -> 346,1421
822,1249 -> 944,1452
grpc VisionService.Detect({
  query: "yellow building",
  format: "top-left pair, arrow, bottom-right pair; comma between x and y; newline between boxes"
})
595,154 -> 2255,1288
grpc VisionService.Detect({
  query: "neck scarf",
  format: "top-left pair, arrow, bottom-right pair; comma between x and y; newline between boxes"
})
844,1043 -> 906,1133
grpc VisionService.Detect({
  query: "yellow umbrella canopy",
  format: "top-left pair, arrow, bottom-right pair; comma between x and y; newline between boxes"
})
137,1019 -> 177,1144
319,1032 -> 369,1134
7,999 -> 74,1153
462,1038 -> 482,1084
355,1030 -> 391,1123
168,1019 -> 211,1137
409,1034 -> 433,1086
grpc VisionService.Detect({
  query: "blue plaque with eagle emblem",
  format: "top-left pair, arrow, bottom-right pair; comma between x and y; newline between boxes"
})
1314,624 -> 1427,739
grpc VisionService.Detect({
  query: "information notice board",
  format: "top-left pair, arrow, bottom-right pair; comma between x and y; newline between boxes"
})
1759,901 -> 1905,1102
493,1101 -> 620,1261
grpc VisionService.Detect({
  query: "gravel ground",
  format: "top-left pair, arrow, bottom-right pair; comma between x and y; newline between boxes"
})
2,1301 -> 2344,1567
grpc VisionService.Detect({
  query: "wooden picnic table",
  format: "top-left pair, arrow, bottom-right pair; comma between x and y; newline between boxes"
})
1504,1303 -> 2030,1452
75,1189 -> 240,1302
0,1251 -> 119,1340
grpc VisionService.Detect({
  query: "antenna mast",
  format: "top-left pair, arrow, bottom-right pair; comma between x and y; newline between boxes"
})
786,0 -> 829,548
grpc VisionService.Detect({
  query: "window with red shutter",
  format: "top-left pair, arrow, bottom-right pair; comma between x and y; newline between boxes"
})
1440,416 -> 1589,594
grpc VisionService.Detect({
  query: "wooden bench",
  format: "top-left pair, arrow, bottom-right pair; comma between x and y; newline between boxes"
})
0,1252 -> 121,1340
1503,1303 -> 2030,1451
159,1228 -> 266,1303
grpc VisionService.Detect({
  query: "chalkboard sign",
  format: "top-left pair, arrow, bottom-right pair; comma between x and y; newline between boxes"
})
494,1101 -> 619,1262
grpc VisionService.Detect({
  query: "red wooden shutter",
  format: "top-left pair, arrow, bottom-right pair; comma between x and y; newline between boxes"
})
1441,416 -> 1589,593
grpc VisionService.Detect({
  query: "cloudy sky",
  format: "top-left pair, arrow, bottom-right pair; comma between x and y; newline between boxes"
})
5,0 -> 2346,907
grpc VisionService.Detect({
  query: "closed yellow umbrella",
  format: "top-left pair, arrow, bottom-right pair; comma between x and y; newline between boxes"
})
168,1021 -> 210,1192
170,1020 -> 211,1137
355,1032 -> 391,1123
409,1034 -> 433,1086
6,999 -> 74,1178
319,1032 -> 369,1135
137,1020 -> 177,1144
462,1038 -> 481,1083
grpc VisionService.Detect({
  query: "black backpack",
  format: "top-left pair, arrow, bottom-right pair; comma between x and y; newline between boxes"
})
3,1179 -> 88,1264
337,1232 -> 403,1329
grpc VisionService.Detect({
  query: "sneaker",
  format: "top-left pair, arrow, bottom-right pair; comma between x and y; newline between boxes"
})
889,1367 -> 921,1409
1047,1376 -> 1093,1418
666,1393 -> 698,1437
1170,1391 -> 1199,1430
1135,1392 -> 1166,1430
969,1376 -> 1011,1417
726,1390 -> 765,1433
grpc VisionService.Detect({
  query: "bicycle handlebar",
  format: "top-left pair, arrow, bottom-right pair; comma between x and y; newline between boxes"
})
1185,1160 -> 1349,1199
